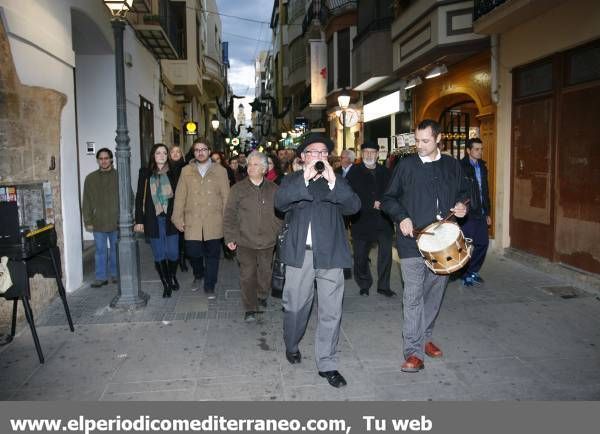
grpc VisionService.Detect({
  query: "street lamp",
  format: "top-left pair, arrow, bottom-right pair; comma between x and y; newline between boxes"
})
211,115 -> 220,151
211,115 -> 220,131
338,88 -> 351,151
103,0 -> 148,308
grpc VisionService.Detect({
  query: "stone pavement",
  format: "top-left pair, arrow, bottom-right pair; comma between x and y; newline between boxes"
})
1,241 -> 599,401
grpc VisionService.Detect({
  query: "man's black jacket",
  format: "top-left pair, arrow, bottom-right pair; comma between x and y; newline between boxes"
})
381,154 -> 469,258
460,155 -> 491,219
274,171 -> 361,269
346,163 -> 394,240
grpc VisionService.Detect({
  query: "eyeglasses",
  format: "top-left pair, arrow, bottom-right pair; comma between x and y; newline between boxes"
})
303,150 -> 329,157
194,148 -> 209,152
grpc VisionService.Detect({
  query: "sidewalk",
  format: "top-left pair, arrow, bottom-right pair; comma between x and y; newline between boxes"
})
1,241 -> 599,401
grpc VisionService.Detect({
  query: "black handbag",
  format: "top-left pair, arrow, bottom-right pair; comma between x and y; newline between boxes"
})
271,252 -> 285,299
271,222 -> 289,298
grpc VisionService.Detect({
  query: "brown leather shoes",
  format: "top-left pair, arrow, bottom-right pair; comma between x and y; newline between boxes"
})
425,341 -> 443,358
401,355 -> 424,372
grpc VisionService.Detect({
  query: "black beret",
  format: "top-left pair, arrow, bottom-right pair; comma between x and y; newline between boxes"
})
296,133 -> 335,156
361,141 -> 379,150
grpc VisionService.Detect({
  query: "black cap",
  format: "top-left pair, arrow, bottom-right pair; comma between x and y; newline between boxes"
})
360,141 -> 379,150
296,133 -> 334,156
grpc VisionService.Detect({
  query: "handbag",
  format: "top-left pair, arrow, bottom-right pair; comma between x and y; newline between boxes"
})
0,256 -> 13,294
271,222 -> 289,298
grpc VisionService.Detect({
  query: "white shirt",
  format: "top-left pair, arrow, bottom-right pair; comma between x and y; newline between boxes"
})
418,149 -> 441,163
304,178 -> 335,247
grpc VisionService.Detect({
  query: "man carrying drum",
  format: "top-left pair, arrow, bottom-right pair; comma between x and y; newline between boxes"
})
382,119 -> 469,373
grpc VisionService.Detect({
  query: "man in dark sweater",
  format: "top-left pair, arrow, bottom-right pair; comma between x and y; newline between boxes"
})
275,133 -> 360,388
459,138 -> 491,286
82,148 -> 119,288
382,119 -> 468,373
346,141 -> 394,297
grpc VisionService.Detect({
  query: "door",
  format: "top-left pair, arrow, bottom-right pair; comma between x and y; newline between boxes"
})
139,97 -> 154,168
510,59 -> 555,259
554,41 -> 600,273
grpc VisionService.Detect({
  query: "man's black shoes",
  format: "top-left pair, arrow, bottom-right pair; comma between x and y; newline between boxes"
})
285,350 -> 301,364
359,288 -> 369,296
377,288 -> 396,297
318,370 -> 347,388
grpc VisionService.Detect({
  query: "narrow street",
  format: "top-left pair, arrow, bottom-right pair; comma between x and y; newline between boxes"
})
1,242 -> 599,401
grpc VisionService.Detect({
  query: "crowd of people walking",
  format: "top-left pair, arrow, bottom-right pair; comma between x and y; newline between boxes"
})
82,119 -> 491,389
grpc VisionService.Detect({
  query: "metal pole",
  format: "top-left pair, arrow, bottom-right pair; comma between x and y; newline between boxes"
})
110,18 -> 148,309
342,110 -> 347,151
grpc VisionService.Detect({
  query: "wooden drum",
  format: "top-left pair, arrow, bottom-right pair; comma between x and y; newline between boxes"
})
416,222 -> 472,275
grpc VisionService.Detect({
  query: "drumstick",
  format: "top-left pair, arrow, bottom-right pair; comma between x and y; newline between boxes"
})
432,199 -> 471,230
413,230 -> 434,236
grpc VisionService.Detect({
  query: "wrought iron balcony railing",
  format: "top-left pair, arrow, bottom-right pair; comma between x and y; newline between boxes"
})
473,0 -> 509,21
301,0 -> 357,35
354,16 -> 393,47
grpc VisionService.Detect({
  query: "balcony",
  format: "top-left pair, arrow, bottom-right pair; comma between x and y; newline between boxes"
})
352,17 -> 393,90
302,0 -> 358,35
302,1 -> 328,35
391,0 -> 488,77
133,17 -> 179,60
325,0 -> 358,15
473,0 -> 565,34
202,55 -> 225,100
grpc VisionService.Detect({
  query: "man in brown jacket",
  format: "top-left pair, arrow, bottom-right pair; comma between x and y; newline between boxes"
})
223,151 -> 282,322
172,139 -> 230,298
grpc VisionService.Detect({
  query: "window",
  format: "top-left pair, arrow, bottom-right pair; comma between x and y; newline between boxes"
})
327,37 -> 334,92
337,29 -> 350,89
196,17 -> 201,67
565,41 -> 600,86
290,37 -> 306,72
168,0 -> 186,59
515,61 -> 553,98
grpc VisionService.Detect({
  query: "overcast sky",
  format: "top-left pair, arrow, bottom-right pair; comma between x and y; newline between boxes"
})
214,0 -> 274,125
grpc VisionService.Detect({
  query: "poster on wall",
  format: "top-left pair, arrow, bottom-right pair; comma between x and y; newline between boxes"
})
309,39 -> 327,107
377,138 -> 388,161
390,135 -> 397,152
469,127 -> 480,139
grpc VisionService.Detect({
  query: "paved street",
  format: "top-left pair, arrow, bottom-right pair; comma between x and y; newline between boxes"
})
1,242 -> 599,401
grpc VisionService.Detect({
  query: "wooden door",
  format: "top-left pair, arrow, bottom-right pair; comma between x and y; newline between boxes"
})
554,42 -> 600,274
510,58 -> 556,259
511,97 -> 555,258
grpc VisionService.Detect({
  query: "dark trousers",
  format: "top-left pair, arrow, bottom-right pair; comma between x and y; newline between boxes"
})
237,245 -> 274,311
353,231 -> 392,291
185,239 -> 221,290
461,217 -> 489,275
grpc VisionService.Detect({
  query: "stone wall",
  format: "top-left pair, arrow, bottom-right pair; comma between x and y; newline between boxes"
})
0,20 -> 67,326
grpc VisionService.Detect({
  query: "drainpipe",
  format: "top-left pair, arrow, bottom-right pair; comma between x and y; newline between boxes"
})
491,34 -> 499,104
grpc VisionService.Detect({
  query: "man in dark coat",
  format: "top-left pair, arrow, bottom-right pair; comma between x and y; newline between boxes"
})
346,141 -> 395,297
274,133 -> 361,388
382,119 -> 468,373
459,138 -> 491,286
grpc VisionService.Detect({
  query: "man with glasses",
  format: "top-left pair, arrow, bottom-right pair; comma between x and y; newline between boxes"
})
172,138 -> 230,298
346,141 -> 395,297
275,133 -> 360,388
82,148 -> 119,287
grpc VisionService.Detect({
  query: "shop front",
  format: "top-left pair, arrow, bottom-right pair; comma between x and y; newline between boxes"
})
412,51 -> 496,236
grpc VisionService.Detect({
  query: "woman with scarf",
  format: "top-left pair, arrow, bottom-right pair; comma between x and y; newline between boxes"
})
134,144 -> 180,297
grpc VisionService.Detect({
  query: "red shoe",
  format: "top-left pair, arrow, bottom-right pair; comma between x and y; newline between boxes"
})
401,355 -> 424,372
425,341 -> 443,358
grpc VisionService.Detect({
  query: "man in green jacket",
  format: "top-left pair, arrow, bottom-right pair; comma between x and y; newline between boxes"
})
82,148 -> 119,287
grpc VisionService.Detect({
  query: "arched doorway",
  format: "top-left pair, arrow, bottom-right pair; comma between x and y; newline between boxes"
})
71,7 -> 114,258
